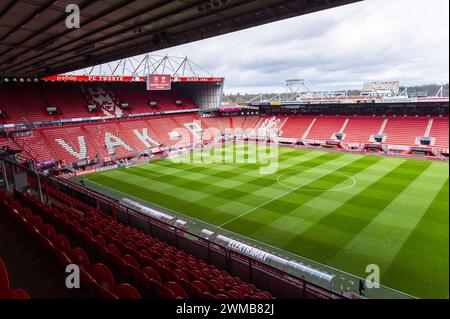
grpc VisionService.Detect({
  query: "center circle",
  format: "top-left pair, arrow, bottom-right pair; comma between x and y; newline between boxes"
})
277,170 -> 357,192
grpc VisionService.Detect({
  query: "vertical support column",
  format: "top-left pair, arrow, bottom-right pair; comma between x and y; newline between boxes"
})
36,172 -> 44,203
1,161 -> 10,192
11,165 -> 16,190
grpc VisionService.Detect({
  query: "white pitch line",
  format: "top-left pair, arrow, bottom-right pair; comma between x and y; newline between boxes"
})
218,163 -> 351,228
277,171 -> 357,192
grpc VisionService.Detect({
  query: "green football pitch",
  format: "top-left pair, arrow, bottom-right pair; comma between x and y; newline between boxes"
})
73,144 -> 449,299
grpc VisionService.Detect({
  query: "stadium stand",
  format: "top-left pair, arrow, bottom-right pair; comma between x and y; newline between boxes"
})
305,116 -> 347,141
342,116 -> 385,143
110,83 -> 196,113
0,82 -> 198,125
2,113 -> 449,165
0,258 -> 30,299
280,116 -> 316,139
13,131 -> 54,162
382,116 -> 429,146
0,186 -> 273,299
42,83 -> 91,119
0,83 -> 47,123
429,117 -> 449,148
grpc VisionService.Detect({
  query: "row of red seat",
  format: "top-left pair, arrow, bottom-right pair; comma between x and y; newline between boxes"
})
3,114 -> 447,165
0,258 -> 30,299
42,186 -> 272,299
0,82 -> 197,124
264,115 -> 449,147
1,189 -> 142,299
2,184 -> 272,299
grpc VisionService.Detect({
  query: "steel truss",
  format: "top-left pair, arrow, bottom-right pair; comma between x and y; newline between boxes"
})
65,55 -> 214,78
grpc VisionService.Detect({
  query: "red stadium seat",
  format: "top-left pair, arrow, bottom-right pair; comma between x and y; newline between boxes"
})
177,279 -> 204,299
52,235 -> 72,254
122,255 -> 139,268
148,279 -> 177,299
113,283 -> 142,300
0,259 -> 10,291
31,215 -> 44,228
142,267 -> 162,283
0,289 -> 30,299
128,266 -> 153,289
165,281 -> 189,299
107,244 -> 121,256
68,247 -> 91,271
1,185 -> 275,300
89,263 -> 116,292
192,280 -> 211,294
108,254 -> 128,274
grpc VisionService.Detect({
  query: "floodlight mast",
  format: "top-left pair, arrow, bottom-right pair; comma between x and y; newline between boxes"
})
285,79 -> 310,101
435,84 -> 448,98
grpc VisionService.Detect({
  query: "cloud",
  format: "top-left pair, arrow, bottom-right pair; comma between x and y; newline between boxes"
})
153,0 -> 449,94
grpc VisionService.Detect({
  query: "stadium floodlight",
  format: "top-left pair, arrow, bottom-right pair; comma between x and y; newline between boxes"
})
285,79 -> 311,101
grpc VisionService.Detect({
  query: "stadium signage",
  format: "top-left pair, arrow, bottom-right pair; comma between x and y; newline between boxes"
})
95,164 -> 118,172
41,75 -> 224,83
365,144 -> 383,149
173,77 -> 224,83
147,74 -> 172,91
42,75 -> 144,82
410,147 -> 432,152
74,169 -> 96,176
214,235 -> 335,283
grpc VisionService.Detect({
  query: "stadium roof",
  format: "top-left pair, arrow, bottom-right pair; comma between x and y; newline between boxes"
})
0,0 -> 360,77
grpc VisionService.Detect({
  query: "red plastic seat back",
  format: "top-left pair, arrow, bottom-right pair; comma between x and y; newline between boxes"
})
107,244 -> 121,256
178,279 -> 204,299
149,280 -> 176,299
89,263 -> 116,291
69,247 -> 90,270
20,207 -> 33,220
165,281 -> 189,299
53,235 -> 72,253
113,283 -> 142,300
122,255 -> 139,268
31,215 -> 44,228
0,259 -> 10,291
142,267 -> 162,283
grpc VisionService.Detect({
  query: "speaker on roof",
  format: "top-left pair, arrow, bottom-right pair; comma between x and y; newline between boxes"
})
46,106 -> 58,115
419,137 -> 432,146
149,101 -> 158,107
373,134 -> 384,143
175,100 -> 182,106
88,104 -> 97,112
121,103 -> 130,109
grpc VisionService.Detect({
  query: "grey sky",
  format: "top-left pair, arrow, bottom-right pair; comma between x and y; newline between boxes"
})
145,0 -> 450,94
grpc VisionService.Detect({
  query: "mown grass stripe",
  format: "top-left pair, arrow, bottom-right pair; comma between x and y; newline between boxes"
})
223,155 -> 380,235
282,159 -> 433,265
249,157 -> 406,247
326,162 -> 448,294
381,178 -> 449,299
74,144 -> 449,298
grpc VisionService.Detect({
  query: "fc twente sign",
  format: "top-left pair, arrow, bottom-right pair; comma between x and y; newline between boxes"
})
41,74 -> 225,84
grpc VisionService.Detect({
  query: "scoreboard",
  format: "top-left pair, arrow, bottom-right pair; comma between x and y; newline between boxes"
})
147,74 -> 172,91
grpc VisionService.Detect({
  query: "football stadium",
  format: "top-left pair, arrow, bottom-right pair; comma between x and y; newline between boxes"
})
0,0 -> 448,304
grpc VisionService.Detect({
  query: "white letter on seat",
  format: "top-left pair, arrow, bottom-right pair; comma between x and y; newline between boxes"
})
105,132 -> 133,155
55,136 -> 87,160
133,128 -> 157,148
